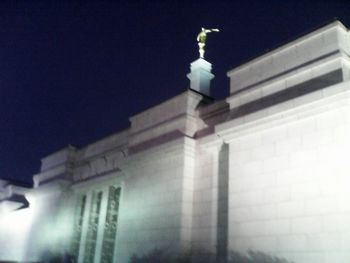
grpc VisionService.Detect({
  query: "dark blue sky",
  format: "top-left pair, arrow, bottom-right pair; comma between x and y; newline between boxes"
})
1,1 -> 349,185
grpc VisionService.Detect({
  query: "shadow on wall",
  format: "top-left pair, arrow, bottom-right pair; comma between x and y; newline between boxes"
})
130,249 -> 294,263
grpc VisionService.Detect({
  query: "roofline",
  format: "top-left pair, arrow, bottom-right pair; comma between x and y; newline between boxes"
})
0,177 -> 32,188
129,88 -> 204,121
227,19 -> 348,76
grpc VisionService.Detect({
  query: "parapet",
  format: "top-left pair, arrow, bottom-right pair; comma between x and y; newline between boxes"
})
227,21 -> 350,110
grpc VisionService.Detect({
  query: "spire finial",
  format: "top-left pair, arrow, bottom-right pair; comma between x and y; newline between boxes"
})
197,27 -> 220,59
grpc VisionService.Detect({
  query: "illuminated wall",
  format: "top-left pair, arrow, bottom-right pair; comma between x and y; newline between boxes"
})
222,88 -> 350,263
115,137 -> 196,262
0,182 -> 73,262
217,20 -> 350,263
1,20 -> 350,263
0,206 -> 34,261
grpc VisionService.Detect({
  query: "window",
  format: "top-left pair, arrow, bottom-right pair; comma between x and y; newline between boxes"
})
84,191 -> 103,263
101,187 -> 121,262
72,186 -> 121,263
72,194 -> 87,262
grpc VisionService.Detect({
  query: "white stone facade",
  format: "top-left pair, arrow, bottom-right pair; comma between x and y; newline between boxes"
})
1,21 -> 350,263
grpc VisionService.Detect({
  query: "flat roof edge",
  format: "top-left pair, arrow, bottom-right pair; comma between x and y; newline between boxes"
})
227,20 -> 348,77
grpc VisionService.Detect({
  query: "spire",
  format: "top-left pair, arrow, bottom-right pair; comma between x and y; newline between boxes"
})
186,27 -> 219,96
187,58 -> 214,96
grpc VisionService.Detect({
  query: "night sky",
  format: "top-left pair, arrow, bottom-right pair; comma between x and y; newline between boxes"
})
1,1 -> 349,185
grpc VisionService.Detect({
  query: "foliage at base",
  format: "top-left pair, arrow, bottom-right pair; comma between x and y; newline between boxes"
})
130,249 -> 294,263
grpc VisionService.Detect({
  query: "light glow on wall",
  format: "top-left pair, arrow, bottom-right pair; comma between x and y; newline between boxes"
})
0,205 -> 35,261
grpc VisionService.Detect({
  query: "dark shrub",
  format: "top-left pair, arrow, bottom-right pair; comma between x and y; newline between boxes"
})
230,250 -> 293,263
130,249 -> 294,263
130,248 -> 171,263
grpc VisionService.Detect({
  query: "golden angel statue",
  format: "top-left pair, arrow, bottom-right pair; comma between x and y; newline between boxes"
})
197,27 -> 219,58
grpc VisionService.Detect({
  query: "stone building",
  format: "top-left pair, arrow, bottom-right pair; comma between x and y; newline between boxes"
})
1,20 -> 350,263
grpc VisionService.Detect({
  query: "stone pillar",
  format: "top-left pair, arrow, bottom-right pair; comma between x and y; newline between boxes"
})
187,58 -> 214,96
